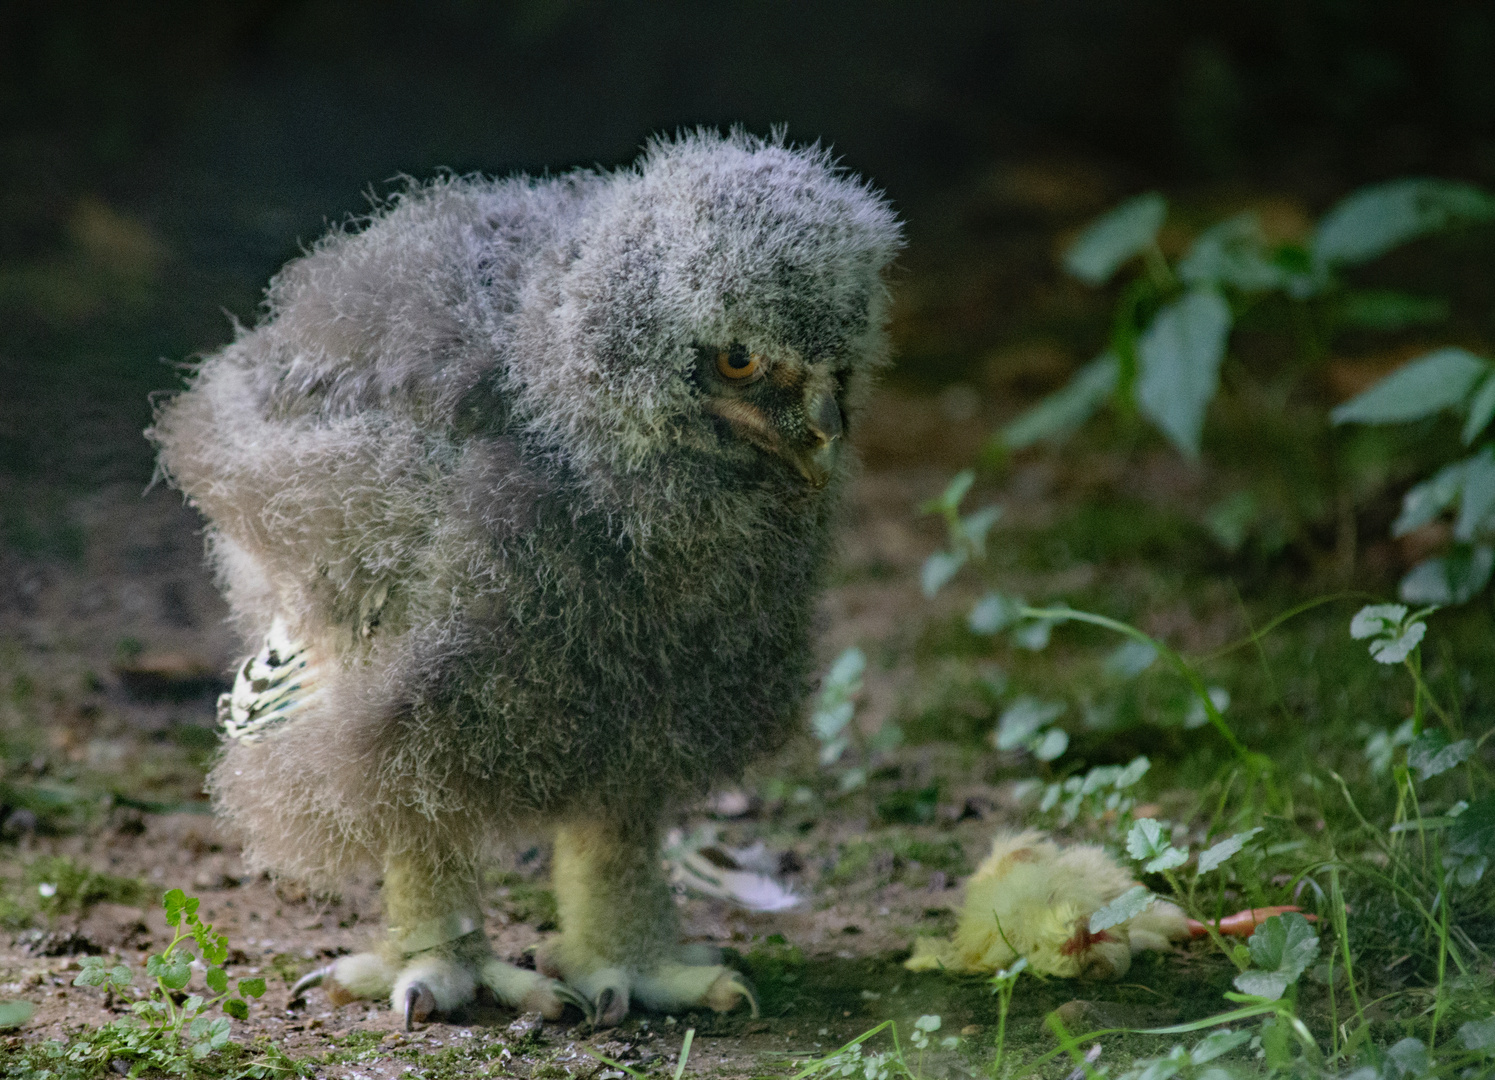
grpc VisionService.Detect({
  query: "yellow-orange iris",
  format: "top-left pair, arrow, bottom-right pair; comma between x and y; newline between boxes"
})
716,349 -> 763,381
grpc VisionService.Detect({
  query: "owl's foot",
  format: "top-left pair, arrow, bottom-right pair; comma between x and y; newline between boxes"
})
291,945 -> 588,1029
534,944 -> 758,1027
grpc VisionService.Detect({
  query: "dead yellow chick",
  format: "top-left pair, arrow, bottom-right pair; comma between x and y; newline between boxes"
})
905,830 -> 1188,980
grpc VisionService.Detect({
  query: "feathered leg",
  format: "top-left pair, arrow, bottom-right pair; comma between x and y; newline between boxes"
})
293,850 -> 586,1028
539,817 -> 756,1026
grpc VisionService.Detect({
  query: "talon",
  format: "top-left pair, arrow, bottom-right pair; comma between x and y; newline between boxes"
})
404,982 -> 437,1031
594,987 -> 616,1027
705,971 -> 759,1018
290,964 -> 331,1000
548,980 -> 594,1022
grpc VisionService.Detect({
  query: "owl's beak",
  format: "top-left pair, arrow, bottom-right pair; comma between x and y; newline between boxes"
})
793,392 -> 843,488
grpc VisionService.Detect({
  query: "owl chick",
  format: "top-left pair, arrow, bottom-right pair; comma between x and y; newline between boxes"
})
905,830 -> 1189,980
149,130 -> 901,1028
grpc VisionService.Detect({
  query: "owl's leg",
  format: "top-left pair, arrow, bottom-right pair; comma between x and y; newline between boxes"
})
292,851 -> 586,1029
540,818 -> 757,1026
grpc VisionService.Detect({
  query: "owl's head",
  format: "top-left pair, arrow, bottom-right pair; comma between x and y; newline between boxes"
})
508,129 -> 902,491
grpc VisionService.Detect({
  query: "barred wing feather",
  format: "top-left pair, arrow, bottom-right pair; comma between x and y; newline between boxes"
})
217,616 -> 323,743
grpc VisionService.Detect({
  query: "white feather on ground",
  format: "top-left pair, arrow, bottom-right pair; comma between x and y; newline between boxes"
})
905,830 -> 1189,980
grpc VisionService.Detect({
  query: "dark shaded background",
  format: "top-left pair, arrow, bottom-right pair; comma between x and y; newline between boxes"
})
3,0 -> 1494,497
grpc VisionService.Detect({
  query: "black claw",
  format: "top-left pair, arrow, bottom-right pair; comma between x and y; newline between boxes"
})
593,987 -> 614,1026
404,983 -> 436,1031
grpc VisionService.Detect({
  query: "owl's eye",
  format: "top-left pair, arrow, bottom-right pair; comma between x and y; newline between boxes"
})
716,347 -> 763,381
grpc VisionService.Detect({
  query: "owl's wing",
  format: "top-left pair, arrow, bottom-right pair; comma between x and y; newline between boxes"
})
218,616 -> 325,744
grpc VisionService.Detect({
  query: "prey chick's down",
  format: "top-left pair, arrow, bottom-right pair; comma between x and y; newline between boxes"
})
905,831 -> 1189,980
150,131 -> 902,1028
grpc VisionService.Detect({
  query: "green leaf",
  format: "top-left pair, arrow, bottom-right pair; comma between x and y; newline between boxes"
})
1090,885 -> 1155,933
1349,603 -> 1408,639
1011,616 -> 1056,651
1368,620 -> 1425,664
1197,827 -> 1264,874
920,550 -> 967,598
1392,460 -> 1467,536
1407,730 -> 1475,781
1333,290 -> 1449,331
921,470 -> 974,516
1313,178 -> 1495,267
1188,1028 -> 1252,1065
1463,371 -> 1495,445
1384,1038 -> 1432,1078
0,1001 -> 34,1030
162,887 -> 188,927
995,696 -> 1065,751
223,997 -> 249,1020
1330,347 -> 1489,426
1233,913 -> 1320,1001
1455,447 -> 1495,541
146,952 -> 193,991
1449,795 -> 1495,857
1400,545 -> 1494,605
1205,490 -> 1259,553
183,993 -> 205,1016
73,957 -> 109,987
968,591 -> 1020,635
1460,1016 -> 1495,1053
1126,818 -> 1189,872
1103,639 -> 1158,678
1135,287 -> 1233,459
960,505 -> 1003,558
1000,352 -> 1119,449
1177,214 -> 1287,293
1064,192 -> 1168,285
1031,727 -> 1069,762
204,966 -> 229,996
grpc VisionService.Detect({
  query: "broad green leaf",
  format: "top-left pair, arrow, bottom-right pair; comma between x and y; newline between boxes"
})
1385,1038 -> 1432,1078
1368,620 -> 1425,664
1313,178 -> 1495,267
1089,884 -> 1154,933
960,505 -> 1003,557
1449,795 -> 1495,857
1455,447 -> 1495,541
1135,288 -> 1233,459
163,887 -> 188,927
1206,490 -> 1258,553
1115,756 -> 1151,788
1334,290 -> 1449,331
1392,460 -> 1466,536
968,591 -> 1020,634
824,647 -> 865,696
1177,214 -> 1286,292
1197,827 -> 1264,874
1104,639 -> 1158,678
920,549 -> 967,598
1400,545 -> 1494,605
1126,818 -> 1189,872
1064,192 -> 1167,285
995,696 -> 1065,750
204,965 -> 229,996
223,997 -> 249,1020
183,993 -> 205,1016
1001,353 -> 1119,450
1189,1029 -> 1252,1065
1011,616 -> 1056,651
1330,347 -> 1489,426
1183,686 -> 1230,730
146,952 -> 193,991
1464,371 -> 1495,445
73,958 -> 109,987
1233,913 -> 1320,1001
1407,731 -> 1474,781
1349,603 -> 1408,639
0,1001 -> 32,1030
1031,727 -> 1069,762
921,470 -> 974,516
1460,1015 -> 1495,1053
812,700 -> 853,741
